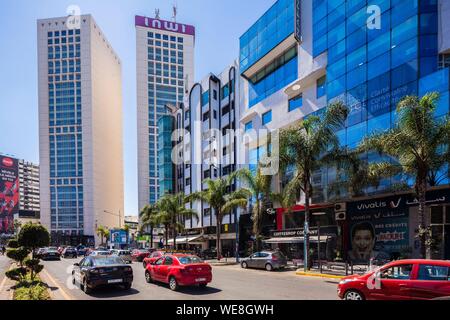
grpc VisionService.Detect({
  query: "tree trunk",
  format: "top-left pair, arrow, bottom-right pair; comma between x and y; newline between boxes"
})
216,209 -> 222,261
165,224 -> 169,249
417,179 -> 428,259
173,224 -> 177,250
150,226 -> 154,249
254,200 -> 261,252
304,183 -> 311,272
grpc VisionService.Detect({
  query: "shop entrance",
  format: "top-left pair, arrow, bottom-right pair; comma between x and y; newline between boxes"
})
430,205 -> 450,260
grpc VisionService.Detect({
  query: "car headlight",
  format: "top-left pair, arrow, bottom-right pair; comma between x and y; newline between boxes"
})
339,278 -> 356,285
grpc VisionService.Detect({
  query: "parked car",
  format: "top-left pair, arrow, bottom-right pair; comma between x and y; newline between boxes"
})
143,250 -> 165,268
111,250 -> 133,264
72,256 -> 133,294
76,246 -> 88,256
240,251 -> 288,271
338,259 -> 450,300
145,254 -> 212,291
35,247 -> 47,259
41,248 -> 61,261
132,249 -> 151,262
89,250 -> 111,257
62,247 -> 78,258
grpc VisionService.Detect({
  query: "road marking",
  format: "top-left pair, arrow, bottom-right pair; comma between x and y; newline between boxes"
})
41,268 -> 74,300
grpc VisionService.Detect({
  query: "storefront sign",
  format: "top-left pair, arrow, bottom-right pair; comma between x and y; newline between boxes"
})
0,156 -> 19,235
271,226 -> 337,238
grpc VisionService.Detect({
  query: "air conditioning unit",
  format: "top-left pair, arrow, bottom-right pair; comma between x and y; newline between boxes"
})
335,211 -> 347,221
334,202 -> 346,212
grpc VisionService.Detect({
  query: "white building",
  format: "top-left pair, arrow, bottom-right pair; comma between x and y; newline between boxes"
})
171,62 -> 242,255
37,15 -> 124,246
18,160 -> 40,212
136,15 -> 195,209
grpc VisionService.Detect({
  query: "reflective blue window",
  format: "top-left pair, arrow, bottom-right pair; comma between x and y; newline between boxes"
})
288,95 -> 303,112
262,110 -> 272,125
245,121 -> 253,132
317,76 -> 326,98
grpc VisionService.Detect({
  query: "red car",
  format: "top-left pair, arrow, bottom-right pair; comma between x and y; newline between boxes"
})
338,259 -> 450,300
144,254 -> 212,291
131,249 -> 151,262
143,250 -> 165,268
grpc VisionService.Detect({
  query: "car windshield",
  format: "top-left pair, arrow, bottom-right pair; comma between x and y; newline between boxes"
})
92,257 -> 124,266
178,256 -> 204,264
95,251 -> 110,255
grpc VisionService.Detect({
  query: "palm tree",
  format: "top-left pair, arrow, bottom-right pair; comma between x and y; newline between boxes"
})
235,167 -> 272,251
139,204 -> 158,248
360,92 -> 450,258
96,226 -> 108,246
278,101 -> 349,271
156,193 -> 198,249
326,148 -> 400,199
188,172 -> 252,260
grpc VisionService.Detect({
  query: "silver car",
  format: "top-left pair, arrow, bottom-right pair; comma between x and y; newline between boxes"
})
240,251 -> 288,271
111,250 -> 133,264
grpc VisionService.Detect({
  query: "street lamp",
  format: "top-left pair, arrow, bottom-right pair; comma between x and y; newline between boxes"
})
312,211 -> 327,273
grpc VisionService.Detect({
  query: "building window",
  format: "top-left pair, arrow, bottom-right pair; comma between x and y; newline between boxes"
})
213,89 -> 218,100
245,121 -> 253,132
288,94 -> 303,112
186,178 -> 191,186
317,76 -> 326,98
262,111 -> 272,125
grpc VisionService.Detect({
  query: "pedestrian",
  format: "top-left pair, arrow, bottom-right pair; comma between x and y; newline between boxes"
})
1,245 -> 5,256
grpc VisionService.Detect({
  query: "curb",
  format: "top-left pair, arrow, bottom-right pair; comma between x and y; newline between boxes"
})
209,263 -> 239,266
295,270 -> 344,280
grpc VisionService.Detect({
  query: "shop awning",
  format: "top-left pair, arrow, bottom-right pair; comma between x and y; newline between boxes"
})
167,235 -> 203,244
263,236 -> 332,244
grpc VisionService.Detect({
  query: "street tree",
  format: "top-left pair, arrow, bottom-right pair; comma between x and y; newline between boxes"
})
188,171 -> 251,260
235,167 -> 272,251
278,102 -> 348,271
360,92 -> 450,258
139,204 -> 158,249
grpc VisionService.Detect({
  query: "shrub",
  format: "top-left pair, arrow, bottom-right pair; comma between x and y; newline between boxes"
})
18,223 -> 50,257
7,239 -> 19,249
24,258 -> 44,280
6,247 -> 30,266
6,267 -> 27,282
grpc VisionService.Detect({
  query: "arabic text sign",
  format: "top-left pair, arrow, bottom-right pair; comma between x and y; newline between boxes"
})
135,16 -> 195,36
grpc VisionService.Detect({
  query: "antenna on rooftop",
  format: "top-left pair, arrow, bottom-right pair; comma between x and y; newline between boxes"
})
155,8 -> 160,20
172,1 -> 178,22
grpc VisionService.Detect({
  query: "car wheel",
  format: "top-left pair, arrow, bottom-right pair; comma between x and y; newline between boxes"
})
344,290 -> 365,301
241,262 -> 248,269
265,263 -> 273,272
83,279 -> 92,294
145,271 -> 153,283
169,277 -> 179,291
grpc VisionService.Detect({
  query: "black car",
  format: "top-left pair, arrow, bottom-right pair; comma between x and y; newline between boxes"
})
62,247 -> 78,258
76,246 -> 88,256
72,256 -> 133,294
200,248 -> 217,260
41,248 -> 61,261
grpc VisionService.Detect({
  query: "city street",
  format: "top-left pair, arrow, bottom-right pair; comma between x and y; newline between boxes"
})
40,257 -> 339,300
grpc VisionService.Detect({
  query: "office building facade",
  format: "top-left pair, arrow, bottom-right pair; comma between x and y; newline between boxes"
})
18,160 -> 40,213
37,15 -> 124,245
136,16 -> 195,210
238,0 -> 450,261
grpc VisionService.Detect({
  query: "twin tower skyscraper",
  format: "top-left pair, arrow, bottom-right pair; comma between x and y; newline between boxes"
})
37,14 -> 194,245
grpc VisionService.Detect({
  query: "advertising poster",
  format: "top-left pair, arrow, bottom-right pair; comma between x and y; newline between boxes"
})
110,229 -> 127,245
0,156 -> 19,234
347,195 -> 410,264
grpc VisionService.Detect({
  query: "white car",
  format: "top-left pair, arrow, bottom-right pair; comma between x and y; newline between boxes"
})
110,250 -> 133,264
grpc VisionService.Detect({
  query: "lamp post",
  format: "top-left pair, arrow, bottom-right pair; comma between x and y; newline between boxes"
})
312,212 -> 327,273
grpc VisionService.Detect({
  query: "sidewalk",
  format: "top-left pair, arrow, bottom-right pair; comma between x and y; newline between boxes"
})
0,257 -> 14,300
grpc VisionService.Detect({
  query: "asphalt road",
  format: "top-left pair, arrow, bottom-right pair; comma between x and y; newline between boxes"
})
41,257 -> 340,300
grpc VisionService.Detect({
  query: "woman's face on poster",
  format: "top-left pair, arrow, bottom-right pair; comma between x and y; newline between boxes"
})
353,230 -> 375,253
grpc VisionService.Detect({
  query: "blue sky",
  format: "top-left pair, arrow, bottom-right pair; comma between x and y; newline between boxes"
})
0,0 -> 274,217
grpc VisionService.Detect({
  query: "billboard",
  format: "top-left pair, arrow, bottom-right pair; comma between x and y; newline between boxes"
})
0,156 -> 19,234
110,229 -> 128,245
347,195 -> 410,264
